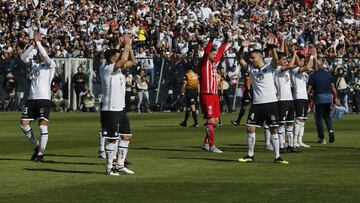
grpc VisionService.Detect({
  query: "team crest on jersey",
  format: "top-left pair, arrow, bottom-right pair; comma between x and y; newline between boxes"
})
256,74 -> 264,81
32,70 -> 41,77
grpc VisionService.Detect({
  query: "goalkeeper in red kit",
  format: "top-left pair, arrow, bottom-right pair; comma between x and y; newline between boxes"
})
199,29 -> 228,153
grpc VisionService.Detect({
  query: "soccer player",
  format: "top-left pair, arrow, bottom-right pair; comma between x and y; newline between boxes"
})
100,34 -> 135,175
237,35 -> 288,164
199,30 -> 228,153
291,52 -> 314,148
179,66 -> 199,128
273,43 -> 298,153
19,33 -> 56,162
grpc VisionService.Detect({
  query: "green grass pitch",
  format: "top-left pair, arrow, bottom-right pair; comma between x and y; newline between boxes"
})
0,112 -> 360,202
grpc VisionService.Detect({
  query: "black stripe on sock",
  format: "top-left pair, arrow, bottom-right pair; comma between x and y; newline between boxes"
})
24,129 -> 32,133
40,133 -> 48,135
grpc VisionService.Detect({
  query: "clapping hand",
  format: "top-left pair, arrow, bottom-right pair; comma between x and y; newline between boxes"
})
34,33 -> 42,42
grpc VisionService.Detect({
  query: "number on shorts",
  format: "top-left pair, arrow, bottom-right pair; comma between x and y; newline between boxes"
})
22,107 -> 28,115
250,113 -> 255,120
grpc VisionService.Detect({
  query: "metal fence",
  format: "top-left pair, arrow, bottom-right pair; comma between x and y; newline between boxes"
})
1,56 -> 360,112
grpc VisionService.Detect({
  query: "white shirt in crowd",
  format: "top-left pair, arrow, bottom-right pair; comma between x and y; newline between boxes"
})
21,42 -> 56,100
291,67 -> 308,100
143,54 -> 154,70
274,67 -> 293,101
249,63 -> 278,104
100,64 -> 126,111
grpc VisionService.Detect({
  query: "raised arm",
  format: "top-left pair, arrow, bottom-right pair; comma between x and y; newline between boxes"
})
279,46 -> 297,71
267,33 -> 278,69
123,49 -> 135,69
34,33 -> 55,68
235,40 -> 250,71
115,34 -> 132,70
21,44 -> 34,63
213,31 -> 229,64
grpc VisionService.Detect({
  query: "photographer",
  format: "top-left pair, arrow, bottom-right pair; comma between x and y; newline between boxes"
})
134,68 -> 151,113
81,88 -> 96,112
349,67 -> 360,113
2,71 -> 17,111
333,65 -> 349,111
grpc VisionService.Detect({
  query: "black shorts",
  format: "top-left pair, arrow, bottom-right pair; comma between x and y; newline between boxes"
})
278,100 -> 295,123
247,102 -> 278,128
21,100 -> 51,121
185,89 -> 198,106
293,99 -> 309,120
100,111 -> 131,138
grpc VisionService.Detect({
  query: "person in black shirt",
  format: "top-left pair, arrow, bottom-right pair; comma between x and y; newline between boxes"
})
72,64 -> 88,110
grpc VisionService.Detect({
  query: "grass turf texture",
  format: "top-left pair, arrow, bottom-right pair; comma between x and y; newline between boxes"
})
0,112 -> 360,202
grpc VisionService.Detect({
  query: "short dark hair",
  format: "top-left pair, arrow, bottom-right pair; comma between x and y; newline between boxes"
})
297,54 -> 305,59
250,49 -> 263,56
277,52 -> 286,59
104,49 -> 119,63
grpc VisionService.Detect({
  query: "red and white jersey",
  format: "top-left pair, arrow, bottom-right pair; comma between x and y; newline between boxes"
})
200,40 -> 227,94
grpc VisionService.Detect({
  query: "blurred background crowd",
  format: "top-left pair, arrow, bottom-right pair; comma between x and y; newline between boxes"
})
0,0 -> 360,113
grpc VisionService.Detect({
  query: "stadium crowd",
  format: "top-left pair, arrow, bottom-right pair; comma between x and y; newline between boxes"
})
0,0 -> 360,112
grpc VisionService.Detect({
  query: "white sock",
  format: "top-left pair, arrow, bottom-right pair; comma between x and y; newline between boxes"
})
38,125 -> 48,155
113,140 -> 119,161
117,140 -> 130,167
247,132 -> 256,157
99,131 -> 105,152
105,142 -> 117,170
286,125 -> 294,147
264,125 -> 271,146
299,122 -> 305,143
294,120 -> 301,146
271,133 -> 280,159
20,125 -> 38,146
278,125 -> 285,148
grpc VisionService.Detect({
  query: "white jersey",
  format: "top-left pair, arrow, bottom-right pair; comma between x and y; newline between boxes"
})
21,42 -> 56,100
249,63 -> 278,104
100,63 -> 126,111
291,67 -> 308,100
274,67 -> 293,101
28,62 -> 56,100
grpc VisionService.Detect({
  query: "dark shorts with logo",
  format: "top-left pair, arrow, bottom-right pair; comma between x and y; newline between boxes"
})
21,99 -> 51,121
100,110 -> 131,138
277,100 -> 295,123
246,102 -> 279,128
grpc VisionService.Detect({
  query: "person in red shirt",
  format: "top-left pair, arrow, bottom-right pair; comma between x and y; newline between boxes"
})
199,29 -> 228,153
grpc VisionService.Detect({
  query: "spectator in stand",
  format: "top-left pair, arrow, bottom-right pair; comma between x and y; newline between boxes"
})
124,69 -> 134,112
218,66 -> 232,113
143,48 -> 155,86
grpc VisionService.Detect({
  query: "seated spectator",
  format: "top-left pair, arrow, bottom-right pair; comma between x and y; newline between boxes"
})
51,84 -> 69,112
81,89 -> 96,112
